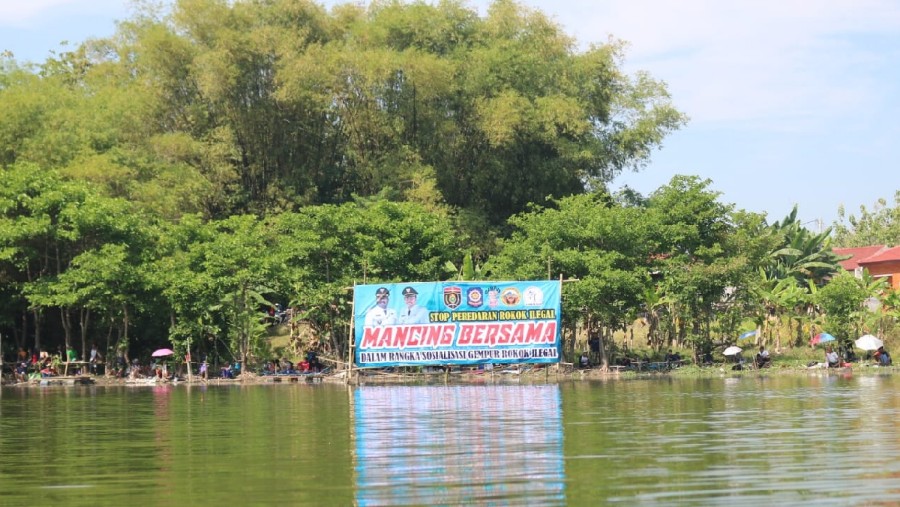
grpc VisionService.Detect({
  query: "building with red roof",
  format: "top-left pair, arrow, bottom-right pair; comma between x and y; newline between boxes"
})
833,245 -> 900,290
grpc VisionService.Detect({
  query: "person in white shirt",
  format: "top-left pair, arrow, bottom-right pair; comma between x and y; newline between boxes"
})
364,287 -> 397,327
755,345 -> 770,368
825,346 -> 840,368
397,286 -> 429,325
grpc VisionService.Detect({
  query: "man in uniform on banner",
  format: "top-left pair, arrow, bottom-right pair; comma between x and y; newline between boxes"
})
364,287 -> 397,326
398,286 -> 429,325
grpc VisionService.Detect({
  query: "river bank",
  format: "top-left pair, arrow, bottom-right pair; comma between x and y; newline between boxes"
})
3,361 -> 894,387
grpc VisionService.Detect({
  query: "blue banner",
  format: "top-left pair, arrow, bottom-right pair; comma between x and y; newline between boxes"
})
353,281 -> 562,367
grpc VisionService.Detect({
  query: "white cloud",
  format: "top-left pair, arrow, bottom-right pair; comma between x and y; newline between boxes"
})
508,0 -> 900,130
0,0 -> 128,27
0,0 -> 78,26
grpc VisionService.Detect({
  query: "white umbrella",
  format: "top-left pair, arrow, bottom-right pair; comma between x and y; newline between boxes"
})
855,334 -> 883,351
723,346 -> 743,356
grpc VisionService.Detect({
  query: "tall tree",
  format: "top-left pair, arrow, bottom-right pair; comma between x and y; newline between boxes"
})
488,191 -> 661,368
765,205 -> 844,287
23,0 -> 682,223
647,176 -> 743,357
833,191 -> 900,247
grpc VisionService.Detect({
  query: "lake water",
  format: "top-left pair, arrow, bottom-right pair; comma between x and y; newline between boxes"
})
2,371 -> 900,506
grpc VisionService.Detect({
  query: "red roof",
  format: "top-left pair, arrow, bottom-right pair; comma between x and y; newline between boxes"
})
859,246 -> 900,265
833,245 -> 888,271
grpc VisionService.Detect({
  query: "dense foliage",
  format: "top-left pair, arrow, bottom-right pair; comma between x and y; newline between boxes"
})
833,191 -> 900,247
0,0 -> 896,368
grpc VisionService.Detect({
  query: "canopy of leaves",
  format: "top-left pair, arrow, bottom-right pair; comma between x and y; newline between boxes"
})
833,191 -> 900,247
0,0 -> 685,225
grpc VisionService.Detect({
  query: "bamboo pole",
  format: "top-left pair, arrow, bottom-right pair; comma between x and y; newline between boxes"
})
186,337 -> 193,383
557,274 -> 563,376
347,284 -> 355,385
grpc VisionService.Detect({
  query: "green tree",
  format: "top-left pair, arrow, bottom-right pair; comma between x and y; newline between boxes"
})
752,272 -> 808,350
17,0 -> 682,223
765,206 -> 844,287
647,176 -> 744,357
833,191 -> 900,247
185,215 -> 279,371
815,271 -> 868,346
488,191 -> 660,368
269,198 -> 458,359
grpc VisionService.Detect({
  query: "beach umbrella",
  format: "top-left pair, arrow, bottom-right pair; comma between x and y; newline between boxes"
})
723,346 -> 743,356
855,334 -> 883,351
811,333 -> 836,346
151,348 -> 175,357
738,330 -> 757,341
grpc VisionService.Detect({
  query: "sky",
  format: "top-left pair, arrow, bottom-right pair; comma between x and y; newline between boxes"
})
2,0 -> 899,230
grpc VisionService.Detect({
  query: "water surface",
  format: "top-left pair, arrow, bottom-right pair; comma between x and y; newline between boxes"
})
2,371 -> 900,506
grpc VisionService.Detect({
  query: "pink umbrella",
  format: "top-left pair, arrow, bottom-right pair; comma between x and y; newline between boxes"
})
151,348 -> 175,357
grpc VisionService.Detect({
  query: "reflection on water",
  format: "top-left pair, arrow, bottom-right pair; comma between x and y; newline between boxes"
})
0,384 -> 356,507
3,373 -> 900,506
562,373 -> 900,506
352,385 -> 565,506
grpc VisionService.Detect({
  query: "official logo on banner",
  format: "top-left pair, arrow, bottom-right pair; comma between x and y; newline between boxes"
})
500,287 -> 521,306
523,286 -> 544,306
487,286 -> 500,308
467,287 -> 483,308
444,286 -> 462,309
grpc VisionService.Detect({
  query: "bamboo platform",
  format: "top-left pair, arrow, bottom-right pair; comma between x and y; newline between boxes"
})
262,373 -> 327,383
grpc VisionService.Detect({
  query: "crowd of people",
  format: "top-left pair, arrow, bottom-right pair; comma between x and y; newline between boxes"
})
7,343 -> 104,382
3,341 -> 328,384
575,339 -> 894,373
260,350 -> 324,376
819,343 -> 890,369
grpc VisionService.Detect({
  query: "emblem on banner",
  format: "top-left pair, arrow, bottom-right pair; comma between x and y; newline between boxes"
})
500,287 -> 521,306
443,286 -> 462,309
467,287 -> 483,308
523,286 -> 544,306
487,286 -> 500,308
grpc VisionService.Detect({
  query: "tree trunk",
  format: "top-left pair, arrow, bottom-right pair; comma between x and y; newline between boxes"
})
21,311 -> 29,352
105,317 -> 114,377
122,304 -> 130,361
61,307 -> 72,348
80,308 -> 91,361
32,308 -> 42,354
598,326 -> 609,370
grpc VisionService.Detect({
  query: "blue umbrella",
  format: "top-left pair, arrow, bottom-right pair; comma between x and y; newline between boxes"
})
738,330 -> 757,340
811,332 -> 836,346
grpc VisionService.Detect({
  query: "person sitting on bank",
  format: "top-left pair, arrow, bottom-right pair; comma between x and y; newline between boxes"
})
66,344 -> 78,363
89,343 -> 101,374
731,352 -> 745,371
305,349 -> 321,372
875,346 -> 892,366
15,361 -> 28,382
825,346 -> 841,368
665,350 -> 683,367
40,363 -> 55,378
755,345 -> 771,368
579,352 -> 590,368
